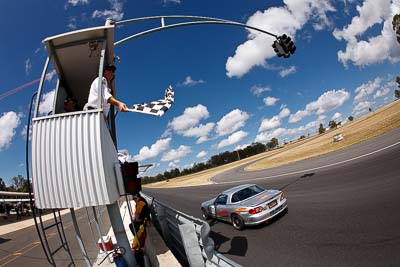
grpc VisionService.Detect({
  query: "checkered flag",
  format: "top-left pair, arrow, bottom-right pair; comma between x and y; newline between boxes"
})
127,85 -> 174,117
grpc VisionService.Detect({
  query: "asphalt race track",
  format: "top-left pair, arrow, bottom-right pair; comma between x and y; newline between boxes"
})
144,128 -> 400,267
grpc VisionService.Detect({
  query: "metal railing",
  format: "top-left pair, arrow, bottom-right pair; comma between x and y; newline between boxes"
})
142,194 -> 242,267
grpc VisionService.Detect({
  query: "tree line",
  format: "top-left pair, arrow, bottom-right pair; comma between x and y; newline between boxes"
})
142,138 -> 279,185
0,175 -> 29,192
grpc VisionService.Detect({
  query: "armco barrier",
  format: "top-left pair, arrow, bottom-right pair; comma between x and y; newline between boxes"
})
142,194 -> 242,267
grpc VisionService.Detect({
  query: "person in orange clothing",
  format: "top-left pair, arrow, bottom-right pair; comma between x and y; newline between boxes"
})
129,194 -> 150,235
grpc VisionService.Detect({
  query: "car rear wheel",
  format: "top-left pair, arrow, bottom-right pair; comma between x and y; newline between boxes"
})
231,214 -> 245,230
201,208 -> 210,220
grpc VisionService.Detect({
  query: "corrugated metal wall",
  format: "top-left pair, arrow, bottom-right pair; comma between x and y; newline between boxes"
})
32,111 -> 123,209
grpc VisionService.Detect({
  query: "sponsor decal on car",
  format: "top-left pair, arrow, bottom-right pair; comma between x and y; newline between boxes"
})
217,210 -> 229,216
234,207 -> 247,213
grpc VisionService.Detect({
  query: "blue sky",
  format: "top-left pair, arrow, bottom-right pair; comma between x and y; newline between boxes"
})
0,0 -> 399,184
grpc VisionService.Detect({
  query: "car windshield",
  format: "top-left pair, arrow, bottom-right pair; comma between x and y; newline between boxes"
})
231,185 -> 264,203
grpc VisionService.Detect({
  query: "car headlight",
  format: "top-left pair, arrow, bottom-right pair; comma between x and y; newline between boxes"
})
280,192 -> 286,201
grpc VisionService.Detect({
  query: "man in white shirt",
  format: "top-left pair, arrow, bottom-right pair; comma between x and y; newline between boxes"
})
84,64 -> 128,114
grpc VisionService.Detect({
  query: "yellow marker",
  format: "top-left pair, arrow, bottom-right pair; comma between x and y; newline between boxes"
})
234,207 -> 247,213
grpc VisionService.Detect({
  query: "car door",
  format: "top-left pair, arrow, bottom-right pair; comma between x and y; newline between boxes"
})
214,194 -> 229,222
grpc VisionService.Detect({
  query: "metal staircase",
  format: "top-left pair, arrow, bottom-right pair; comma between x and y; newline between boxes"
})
33,209 -> 76,266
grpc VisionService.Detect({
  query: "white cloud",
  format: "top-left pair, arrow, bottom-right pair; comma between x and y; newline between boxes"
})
333,0 -> 400,68
92,10 -> 123,21
255,118 -> 324,143
216,131 -> 248,149
300,119 -> 324,133
45,70 -> 57,81
133,138 -> 171,161
216,109 -> 249,136
145,163 -> 160,173
39,90 -> 55,115
226,0 -> 335,77
181,122 -> 215,144
196,136 -> 209,144
183,123 -> 214,137
168,160 -> 180,168
25,58 -> 32,76
234,143 -> 250,150
374,88 -> 390,98
67,17 -> 78,30
141,163 -> 161,177
318,114 -> 327,121
331,112 -> 342,122
183,163 -> 195,169
92,0 -> 124,21
255,128 -> 286,143
279,107 -> 290,118
161,145 -> 191,162
279,66 -> 296,77
66,0 -> 89,6
250,85 -> 271,97
289,109 -> 309,123
0,112 -> 22,151
180,76 -> 205,87
258,106 -> 290,133
289,89 -> 350,123
21,124 -> 32,141
384,95 -> 395,103
196,150 -> 207,158
263,96 -> 279,106
354,77 -> 382,104
169,104 -> 209,132
307,89 -> 350,114
259,116 -> 281,132
353,100 -> 373,116
162,0 -> 181,5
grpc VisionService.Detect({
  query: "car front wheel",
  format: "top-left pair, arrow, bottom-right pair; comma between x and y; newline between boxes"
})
231,214 -> 245,230
201,208 -> 210,220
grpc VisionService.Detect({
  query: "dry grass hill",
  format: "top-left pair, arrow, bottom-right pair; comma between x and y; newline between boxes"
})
145,100 -> 400,188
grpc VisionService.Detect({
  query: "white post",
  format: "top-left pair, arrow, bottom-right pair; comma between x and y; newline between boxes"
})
107,202 -> 137,266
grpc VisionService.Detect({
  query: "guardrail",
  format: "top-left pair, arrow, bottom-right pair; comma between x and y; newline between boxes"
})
142,194 -> 242,267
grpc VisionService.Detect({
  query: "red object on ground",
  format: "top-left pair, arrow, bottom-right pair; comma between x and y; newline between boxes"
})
98,236 -> 113,251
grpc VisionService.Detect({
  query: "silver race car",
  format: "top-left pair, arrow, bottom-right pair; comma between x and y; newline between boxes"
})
201,184 -> 287,230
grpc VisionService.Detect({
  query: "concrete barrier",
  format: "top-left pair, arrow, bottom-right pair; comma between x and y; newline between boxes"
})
144,222 -> 181,267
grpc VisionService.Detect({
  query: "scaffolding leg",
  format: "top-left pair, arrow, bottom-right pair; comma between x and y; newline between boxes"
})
92,206 -> 112,264
70,208 -> 91,267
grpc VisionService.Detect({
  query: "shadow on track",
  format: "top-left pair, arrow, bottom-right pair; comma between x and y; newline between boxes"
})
210,231 -> 248,256
0,237 -> 11,244
207,208 -> 289,257
279,172 -> 316,191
